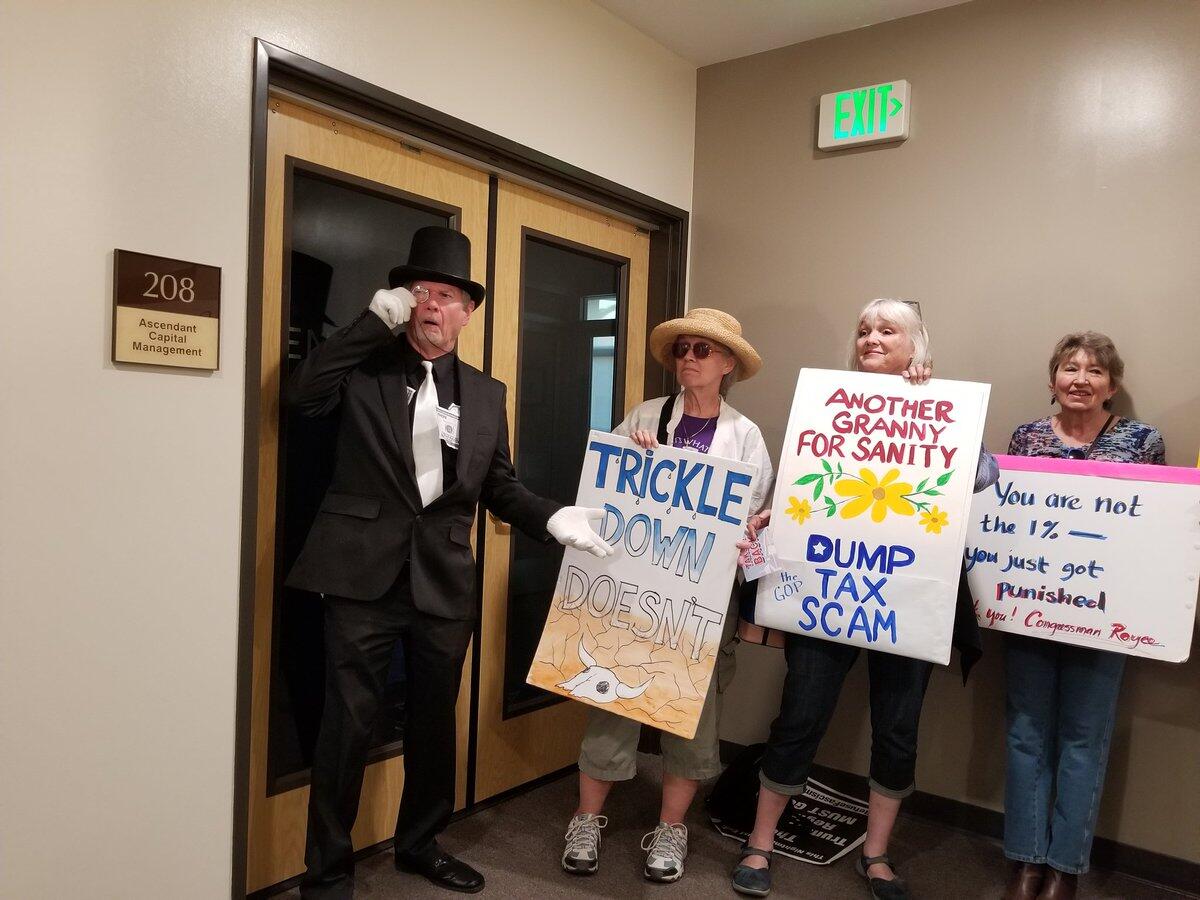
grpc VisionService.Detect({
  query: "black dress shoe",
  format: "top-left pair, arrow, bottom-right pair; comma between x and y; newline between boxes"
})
395,843 -> 485,894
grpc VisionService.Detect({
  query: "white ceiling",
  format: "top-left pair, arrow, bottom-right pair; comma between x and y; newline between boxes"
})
592,0 -> 973,66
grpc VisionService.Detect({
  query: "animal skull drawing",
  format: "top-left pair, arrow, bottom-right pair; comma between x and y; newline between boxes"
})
558,639 -> 651,704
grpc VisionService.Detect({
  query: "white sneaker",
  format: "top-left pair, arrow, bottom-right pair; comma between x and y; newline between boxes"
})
562,813 -> 607,875
642,821 -> 688,883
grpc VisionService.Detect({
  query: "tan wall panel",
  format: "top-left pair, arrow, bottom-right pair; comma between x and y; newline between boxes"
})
692,0 -> 1200,863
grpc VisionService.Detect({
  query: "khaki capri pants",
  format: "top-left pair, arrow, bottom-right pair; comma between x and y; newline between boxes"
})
578,590 -> 739,782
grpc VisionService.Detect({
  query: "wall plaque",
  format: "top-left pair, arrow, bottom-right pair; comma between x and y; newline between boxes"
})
112,249 -> 220,370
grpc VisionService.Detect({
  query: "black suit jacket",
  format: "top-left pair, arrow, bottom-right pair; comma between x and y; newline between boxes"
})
284,310 -> 561,620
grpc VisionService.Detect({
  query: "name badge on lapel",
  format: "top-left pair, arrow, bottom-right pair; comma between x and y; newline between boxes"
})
436,403 -> 461,449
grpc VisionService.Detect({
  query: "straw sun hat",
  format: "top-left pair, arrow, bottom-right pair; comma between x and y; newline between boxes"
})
648,308 -> 762,381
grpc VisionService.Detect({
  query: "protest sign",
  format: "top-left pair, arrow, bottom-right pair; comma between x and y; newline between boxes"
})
526,431 -> 758,738
752,369 -> 989,664
711,780 -> 868,866
707,744 -> 868,866
966,455 -> 1200,662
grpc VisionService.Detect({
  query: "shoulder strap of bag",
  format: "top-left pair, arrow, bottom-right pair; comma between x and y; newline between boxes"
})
656,393 -> 678,445
1082,414 -> 1117,460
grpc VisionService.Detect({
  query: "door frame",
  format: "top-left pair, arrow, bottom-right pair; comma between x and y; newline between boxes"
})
236,38 -> 688,898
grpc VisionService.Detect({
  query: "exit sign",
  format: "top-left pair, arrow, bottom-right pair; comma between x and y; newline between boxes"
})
818,80 -> 910,150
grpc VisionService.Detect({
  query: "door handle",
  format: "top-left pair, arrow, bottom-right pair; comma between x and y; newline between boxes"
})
487,511 -> 511,534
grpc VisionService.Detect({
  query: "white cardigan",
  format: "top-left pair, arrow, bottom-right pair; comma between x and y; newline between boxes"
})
613,395 -> 775,516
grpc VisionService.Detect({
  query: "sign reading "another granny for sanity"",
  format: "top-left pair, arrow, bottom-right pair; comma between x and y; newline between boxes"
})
818,80 -> 910,150
753,369 -> 989,665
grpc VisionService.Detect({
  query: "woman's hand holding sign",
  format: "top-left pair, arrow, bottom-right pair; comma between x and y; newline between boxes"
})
900,359 -> 932,384
629,429 -> 659,449
741,509 -> 771,545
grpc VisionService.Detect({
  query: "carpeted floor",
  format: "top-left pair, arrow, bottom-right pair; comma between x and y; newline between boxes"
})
279,754 -> 1190,899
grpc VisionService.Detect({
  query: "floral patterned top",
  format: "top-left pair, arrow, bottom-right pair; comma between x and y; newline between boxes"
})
1008,416 -> 1166,465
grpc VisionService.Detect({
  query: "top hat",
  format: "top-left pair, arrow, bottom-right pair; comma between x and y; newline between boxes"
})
388,226 -> 486,304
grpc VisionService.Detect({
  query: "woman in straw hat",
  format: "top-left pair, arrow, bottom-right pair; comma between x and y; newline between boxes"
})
561,308 -> 774,884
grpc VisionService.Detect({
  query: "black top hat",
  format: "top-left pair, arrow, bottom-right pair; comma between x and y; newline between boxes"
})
388,226 -> 486,304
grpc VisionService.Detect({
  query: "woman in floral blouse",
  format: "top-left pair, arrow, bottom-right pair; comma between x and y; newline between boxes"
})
1002,332 -> 1164,900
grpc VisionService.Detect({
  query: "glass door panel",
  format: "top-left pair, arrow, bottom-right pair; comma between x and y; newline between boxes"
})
503,235 -> 625,717
270,164 -> 453,792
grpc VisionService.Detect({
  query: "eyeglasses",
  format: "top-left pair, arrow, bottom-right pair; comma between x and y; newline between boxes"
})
671,340 -> 724,360
411,284 -> 465,308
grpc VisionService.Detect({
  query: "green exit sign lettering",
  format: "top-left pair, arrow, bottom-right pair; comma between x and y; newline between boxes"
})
818,80 -> 911,150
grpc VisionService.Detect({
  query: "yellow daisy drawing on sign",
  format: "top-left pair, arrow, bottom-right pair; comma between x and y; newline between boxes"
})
786,496 -> 812,524
791,462 -> 954,528
919,505 -> 950,534
835,468 -> 915,522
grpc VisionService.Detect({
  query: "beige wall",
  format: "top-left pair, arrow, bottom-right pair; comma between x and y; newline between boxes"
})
695,0 -> 1200,863
0,2 -> 694,897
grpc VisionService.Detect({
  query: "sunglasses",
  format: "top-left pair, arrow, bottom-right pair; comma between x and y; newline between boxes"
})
671,340 -> 724,360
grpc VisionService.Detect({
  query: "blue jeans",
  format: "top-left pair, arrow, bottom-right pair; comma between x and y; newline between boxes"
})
760,633 -> 933,798
1004,634 -> 1126,874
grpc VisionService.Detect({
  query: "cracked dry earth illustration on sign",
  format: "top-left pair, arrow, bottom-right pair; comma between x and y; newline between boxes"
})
526,432 -> 754,739
528,601 -> 718,739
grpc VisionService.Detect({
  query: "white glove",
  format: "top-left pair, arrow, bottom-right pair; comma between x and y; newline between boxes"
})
368,286 -> 417,333
546,506 -> 615,559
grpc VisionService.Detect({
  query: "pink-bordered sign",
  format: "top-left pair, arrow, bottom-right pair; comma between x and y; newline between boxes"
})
966,455 -> 1200,662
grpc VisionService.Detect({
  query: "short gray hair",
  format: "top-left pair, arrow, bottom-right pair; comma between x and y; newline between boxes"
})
719,366 -> 740,398
847,298 -> 930,370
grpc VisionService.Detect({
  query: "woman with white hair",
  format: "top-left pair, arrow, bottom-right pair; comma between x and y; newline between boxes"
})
731,299 -> 997,899
561,308 -> 774,885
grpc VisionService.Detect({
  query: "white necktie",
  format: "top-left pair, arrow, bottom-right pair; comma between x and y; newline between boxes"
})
412,360 -> 444,507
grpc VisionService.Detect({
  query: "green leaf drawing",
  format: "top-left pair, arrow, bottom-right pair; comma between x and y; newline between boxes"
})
936,470 -> 954,486
824,497 -> 837,517
796,473 -> 822,485
915,477 -> 928,493
836,462 -> 844,476
814,478 -> 824,501
925,489 -> 942,497
821,459 -> 833,474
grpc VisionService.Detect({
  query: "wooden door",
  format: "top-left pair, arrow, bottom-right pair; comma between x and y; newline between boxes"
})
473,180 -> 650,802
246,97 -> 488,892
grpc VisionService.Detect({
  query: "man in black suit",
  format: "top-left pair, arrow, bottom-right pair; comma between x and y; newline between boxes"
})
287,227 -> 612,897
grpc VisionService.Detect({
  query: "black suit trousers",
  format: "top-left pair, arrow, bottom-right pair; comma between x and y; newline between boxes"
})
300,570 -> 474,898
